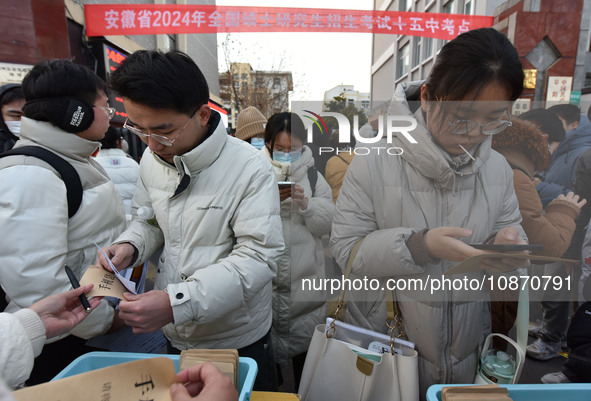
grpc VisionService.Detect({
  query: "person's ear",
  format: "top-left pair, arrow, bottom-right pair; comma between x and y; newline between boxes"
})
196,104 -> 211,127
420,84 -> 430,112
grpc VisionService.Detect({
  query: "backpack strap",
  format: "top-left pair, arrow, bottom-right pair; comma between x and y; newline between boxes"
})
307,166 -> 318,197
335,153 -> 351,166
0,146 -> 83,218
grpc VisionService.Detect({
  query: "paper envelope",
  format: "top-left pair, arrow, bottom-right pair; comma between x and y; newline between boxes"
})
13,357 -> 178,401
80,265 -> 129,299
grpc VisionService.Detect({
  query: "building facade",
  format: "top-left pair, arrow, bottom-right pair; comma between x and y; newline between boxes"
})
323,85 -> 371,114
494,0 -> 591,110
0,0 -> 221,158
220,62 -> 293,128
371,0 -> 506,107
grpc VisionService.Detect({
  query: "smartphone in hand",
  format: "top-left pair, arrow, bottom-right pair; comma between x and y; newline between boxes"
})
278,181 -> 296,189
468,244 -> 543,252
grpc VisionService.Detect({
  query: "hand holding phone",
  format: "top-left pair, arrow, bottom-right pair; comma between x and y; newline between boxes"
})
278,181 -> 295,189
468,244 -> 543,252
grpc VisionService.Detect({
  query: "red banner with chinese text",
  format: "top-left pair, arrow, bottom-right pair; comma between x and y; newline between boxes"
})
85,5 -> 493,40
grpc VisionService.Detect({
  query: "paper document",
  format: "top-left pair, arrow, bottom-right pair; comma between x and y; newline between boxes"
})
94,242 -> 136,293
13,357 -> 178,401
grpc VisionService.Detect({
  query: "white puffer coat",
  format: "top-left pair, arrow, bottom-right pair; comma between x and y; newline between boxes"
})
261,146 -> 334,365
0,117 -> 126,339
94,148 -> 139,215
115,113 -> 284,350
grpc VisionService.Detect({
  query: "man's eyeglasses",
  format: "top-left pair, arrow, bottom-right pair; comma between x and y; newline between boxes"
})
446,109 -> 512,136
94,106 -> 116,120
123,111 -> 196,147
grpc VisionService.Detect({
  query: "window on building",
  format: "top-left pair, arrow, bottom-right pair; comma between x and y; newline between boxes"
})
273,77 -> 281,86
232,74 -> 239,81
413,37 -> 422,67
241,73 -> 248,80
361,100 -> 370,109
399,0 -> 412,11
397,43 -> 410,79
164,34 -> 176,52
444,0 -> 456,13
424,37 -> 433,60
464,0 -> 472,14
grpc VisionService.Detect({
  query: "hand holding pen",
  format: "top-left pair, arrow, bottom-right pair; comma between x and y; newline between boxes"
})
64,264 -> 93,312
29,283 -> 101,339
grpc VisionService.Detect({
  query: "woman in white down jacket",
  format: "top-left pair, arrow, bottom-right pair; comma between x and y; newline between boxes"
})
330,28 -> 531,399
261,112 -> 335,388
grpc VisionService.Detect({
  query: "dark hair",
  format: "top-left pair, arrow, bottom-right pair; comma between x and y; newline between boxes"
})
22,59 -> 107,105
0,85 -> 24,107
264,112 -> 307,152
518,108 -> 565,143
547,104 -> 580,125
100,126 -> 122,149
110,50 -> 209,115
424,28 -> 524,102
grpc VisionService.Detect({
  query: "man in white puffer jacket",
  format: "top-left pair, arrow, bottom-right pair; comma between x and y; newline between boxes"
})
0,60 -> 127,384
97,50 -> 284,391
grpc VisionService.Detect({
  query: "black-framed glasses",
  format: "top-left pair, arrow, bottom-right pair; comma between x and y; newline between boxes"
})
446,109 -> 512,136
94,106 -> 116,120
123,111 -> 196,147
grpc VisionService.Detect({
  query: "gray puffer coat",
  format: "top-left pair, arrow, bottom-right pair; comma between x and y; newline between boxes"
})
330,85 -> 525,399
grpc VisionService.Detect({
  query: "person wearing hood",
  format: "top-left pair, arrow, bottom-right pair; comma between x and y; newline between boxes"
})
330,28 -> 529,399
492,118 -> 585,258
490,118 -> 585,348
235,106 -> 267,150
0,84 -> 25,152
534,113 -> 591,207
261,112 -> 334,389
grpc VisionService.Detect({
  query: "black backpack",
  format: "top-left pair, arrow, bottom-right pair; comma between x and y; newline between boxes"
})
0,146 -> 83,310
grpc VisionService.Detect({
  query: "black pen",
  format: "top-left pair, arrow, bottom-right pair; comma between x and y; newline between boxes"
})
64,265 -> 92,313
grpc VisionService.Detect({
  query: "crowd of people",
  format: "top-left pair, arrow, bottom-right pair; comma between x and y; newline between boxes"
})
0,27 -> 590,401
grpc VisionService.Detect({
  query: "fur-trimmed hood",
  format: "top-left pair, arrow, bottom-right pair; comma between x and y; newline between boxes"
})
492,118 -> 550,171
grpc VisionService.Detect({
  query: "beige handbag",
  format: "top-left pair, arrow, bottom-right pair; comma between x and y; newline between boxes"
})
298,240 -> 420,401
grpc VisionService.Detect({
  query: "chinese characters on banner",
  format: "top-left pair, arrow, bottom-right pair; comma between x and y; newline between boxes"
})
546,76 -> 573,103
84,5 -> 493,40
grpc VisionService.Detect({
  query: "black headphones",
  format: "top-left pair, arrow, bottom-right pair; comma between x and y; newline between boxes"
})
22,97 -> 94,133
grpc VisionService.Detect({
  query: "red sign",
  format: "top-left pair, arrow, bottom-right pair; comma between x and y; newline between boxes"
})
85,5 -> 493,40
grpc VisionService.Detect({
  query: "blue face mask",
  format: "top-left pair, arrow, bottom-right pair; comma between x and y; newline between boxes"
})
273,149 -> 302,163
251,137 -> 265,150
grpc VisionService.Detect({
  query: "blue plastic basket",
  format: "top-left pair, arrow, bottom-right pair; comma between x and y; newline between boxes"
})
427,383 -> 591,401
52,351 -> 257,401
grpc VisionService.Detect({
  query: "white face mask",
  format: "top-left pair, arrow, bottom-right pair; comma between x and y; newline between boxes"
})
5,120 -> 21,136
